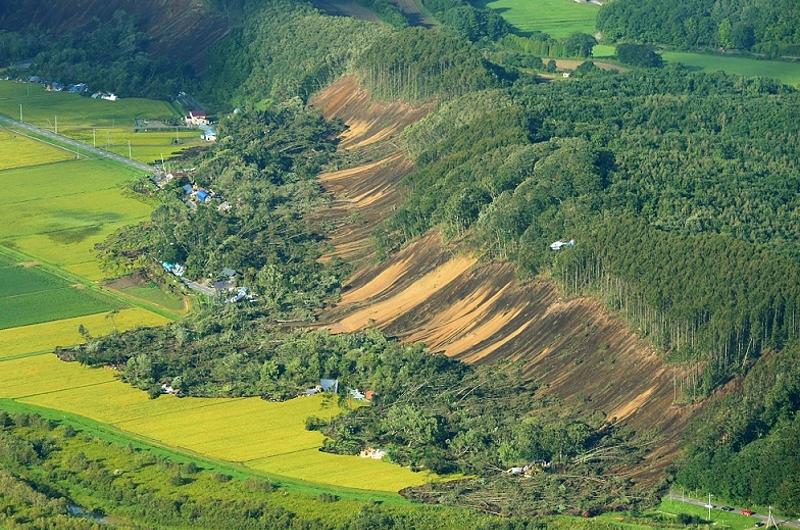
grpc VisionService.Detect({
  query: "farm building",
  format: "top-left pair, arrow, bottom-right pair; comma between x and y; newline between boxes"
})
47,82 -> 64,91
195,189 -> 211,202
68,83 -> 89,93
201,126 -> 217,142
320,379 -> 339,393
550,239 -> 576,251
185,110 -> 210,126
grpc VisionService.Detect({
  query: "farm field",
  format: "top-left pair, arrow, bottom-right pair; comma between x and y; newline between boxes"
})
0,157 -> 150,279
0,127 -> 75,169
661,51 -> 800,86
0,254 -> 122,330
0,308 -> 170,359
0,80 -> 177,129
478,0 -> 599,38
0,80 -> 204,164
67,127 -> 205,164
0,352 -> 434,492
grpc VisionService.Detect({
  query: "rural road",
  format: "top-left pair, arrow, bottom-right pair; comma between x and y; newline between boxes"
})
666,493 -> 800,529
0,114 -> 156,174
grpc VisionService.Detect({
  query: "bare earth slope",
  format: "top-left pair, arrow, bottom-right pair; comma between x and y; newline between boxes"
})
313,76 -> 695,479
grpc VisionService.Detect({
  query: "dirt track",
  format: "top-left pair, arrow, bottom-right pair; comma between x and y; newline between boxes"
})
312,76 -> 697,480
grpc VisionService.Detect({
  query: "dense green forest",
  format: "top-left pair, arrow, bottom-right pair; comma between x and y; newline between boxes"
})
676,343 -> 800,513
597,0 -> 800,56
0,12 -> 195,98
380,68 -> 800,401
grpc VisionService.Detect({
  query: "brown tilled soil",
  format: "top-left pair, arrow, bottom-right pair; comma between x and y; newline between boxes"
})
313,75 -> 697,480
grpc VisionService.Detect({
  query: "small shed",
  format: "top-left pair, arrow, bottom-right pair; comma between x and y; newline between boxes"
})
195,190 -> 210,202
320,379 -> 339,393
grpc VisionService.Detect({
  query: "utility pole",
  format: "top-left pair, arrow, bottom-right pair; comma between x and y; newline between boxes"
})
54,115 -> 58,134
19,104 -> 22,122
128,139 -> 132,160
766,506 -> 779,529
707,493 -> 712,522
93,129 -> 96,148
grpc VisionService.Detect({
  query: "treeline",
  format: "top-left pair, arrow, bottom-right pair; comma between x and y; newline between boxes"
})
0,411 -> 545,529
497,33 -> 597,60
675,344 -> 800,515
597,0 -> 800,56
62,319 -> 651,517
98,101 -> 346,320
2,11 -> 195,98
377,67 -> 800,399
355,28 -> 499,101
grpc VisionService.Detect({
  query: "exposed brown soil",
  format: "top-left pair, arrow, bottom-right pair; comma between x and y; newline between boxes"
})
310,76 -> 433,263
313,75 -> 696,480
0,0 -> 229,68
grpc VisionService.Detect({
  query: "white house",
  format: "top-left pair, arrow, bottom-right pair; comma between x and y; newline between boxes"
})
185,110 -> 210,126
550,239 -> 576,251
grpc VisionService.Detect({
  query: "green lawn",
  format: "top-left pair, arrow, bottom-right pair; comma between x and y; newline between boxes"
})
479,0 -> 599,38
661,51 -> 800,86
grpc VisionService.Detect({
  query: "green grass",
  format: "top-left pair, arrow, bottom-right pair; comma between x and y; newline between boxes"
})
120,285 -> 185,312
657,499 -> 763,530
479,0 -> 599,38
67,127 -> 205,164
0,80 -> 178,131
0,258 -> 121,330
661,51 -> 800,86
0,158 -> 151,279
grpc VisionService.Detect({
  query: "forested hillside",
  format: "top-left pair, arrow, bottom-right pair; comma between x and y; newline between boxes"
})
597,0 -> 800,56
3,0 -> 800,521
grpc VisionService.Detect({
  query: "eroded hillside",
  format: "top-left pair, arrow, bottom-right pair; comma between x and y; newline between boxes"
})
0,0 -> 229,66
313,75 -> 696,478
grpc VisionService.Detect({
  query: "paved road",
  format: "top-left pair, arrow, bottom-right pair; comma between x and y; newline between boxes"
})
666,493 -> 800,529
0,114 -> 156,174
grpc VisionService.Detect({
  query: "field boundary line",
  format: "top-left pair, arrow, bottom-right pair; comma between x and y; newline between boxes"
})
0,245 -> 181,321
0,350 -> 51,362
0,398 -> 410,501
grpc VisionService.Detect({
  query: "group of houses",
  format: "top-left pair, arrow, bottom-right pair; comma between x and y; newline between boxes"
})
184,108 -> 217,143
24,76 -> 118,100
302,378 -> 376,403
161,261 -> 256,304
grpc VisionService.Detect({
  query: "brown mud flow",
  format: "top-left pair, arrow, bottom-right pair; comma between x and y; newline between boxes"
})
314,75 -> 696,480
